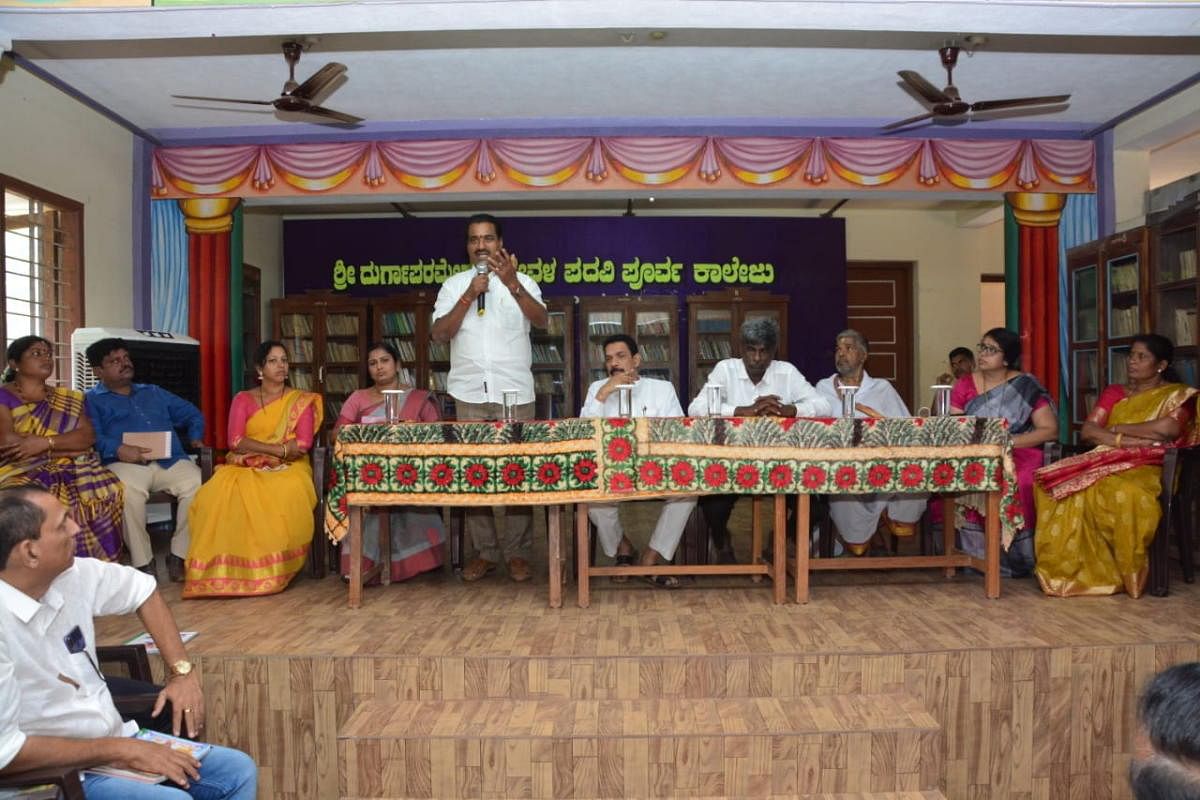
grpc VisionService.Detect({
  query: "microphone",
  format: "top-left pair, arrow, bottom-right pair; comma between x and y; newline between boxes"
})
474,258 -> 489,316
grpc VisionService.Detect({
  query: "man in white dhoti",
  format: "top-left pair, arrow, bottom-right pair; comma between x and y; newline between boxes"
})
687,318 -> 830,562
815,329 -> 927,556
580,334 -> 696,588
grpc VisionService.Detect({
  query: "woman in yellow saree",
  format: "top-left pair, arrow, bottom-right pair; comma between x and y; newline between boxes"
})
1034,334 -> 1198,598
184,341 -> 324,598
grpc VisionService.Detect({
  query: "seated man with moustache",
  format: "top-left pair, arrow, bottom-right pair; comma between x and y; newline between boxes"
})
687,318 -> 830,563
579,334 -> 696,589
0,485 -> 257,798
815,329 -> 926,556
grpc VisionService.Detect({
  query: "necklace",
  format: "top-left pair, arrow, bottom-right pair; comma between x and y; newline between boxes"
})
258,386 -> 283,409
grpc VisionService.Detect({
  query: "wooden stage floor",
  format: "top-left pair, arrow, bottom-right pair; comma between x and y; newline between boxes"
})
95,551 -> 1200,800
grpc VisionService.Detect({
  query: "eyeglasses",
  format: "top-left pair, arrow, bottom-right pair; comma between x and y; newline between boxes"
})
976,343 -> 1001,355
467,234 -> 498,245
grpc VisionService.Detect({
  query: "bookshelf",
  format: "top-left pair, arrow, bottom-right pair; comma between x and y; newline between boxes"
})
1150,197 -> 1200,388
578,296 -> 679,401
370,292 -> 442,409
686,289 -> 790,400
532,297 -> 575,419
271,293 -> 369,427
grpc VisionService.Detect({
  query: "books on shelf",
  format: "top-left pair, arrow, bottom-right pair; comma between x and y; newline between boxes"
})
431,371 -> 449,391
1109,264 -> 1139,294
1180,249 -> 1197,280
1109,306 -> 1139,338
288,370 -> 314,390
284,339 -> 314,361
324,342 -> 359,362
1176,308 -> 1197,347
383,337 -> 417,362
280,314 -> 313,336
697,336 -> 733,360
545,313 -> 566,336
381,311 -> 416,335
638,342 -> 670,362
531,343 -> 562,364
322,372 -> 360,394
587,319 -> 622,336
326,314 -> 359,335
635,314 -> 671,336
534,373 -> 565,393
428,342 -> 450,361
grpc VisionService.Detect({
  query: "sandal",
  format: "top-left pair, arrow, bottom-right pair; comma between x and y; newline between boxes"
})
642,574 -> 680,590
612,550 -> 637,583
461,558 -> 497,582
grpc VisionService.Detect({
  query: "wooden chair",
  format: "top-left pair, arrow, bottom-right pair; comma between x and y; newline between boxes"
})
1043,441 -> 1197,596
0,765 -> 86,799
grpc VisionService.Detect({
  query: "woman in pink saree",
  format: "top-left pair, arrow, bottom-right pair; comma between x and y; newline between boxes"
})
334,342 -> 445,583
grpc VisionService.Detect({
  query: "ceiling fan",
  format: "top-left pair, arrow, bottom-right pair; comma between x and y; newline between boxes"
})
883,45 -> 1069,131
172,41 -> 362,125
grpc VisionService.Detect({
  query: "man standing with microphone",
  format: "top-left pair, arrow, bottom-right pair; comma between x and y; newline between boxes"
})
432,214 -> 548,583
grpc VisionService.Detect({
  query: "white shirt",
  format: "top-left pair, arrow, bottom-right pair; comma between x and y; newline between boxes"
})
432,268 -> 546,405
0,632 -> 24,770
815,371 -> 912,418
580,376 -> 684,418
687,358 -> 831,417
0,559 -> 156,742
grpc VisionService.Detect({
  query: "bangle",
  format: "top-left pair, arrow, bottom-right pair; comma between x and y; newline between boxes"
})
509,283 -> 523,298
280,442 -> 287,459
458,295 -> 472,307
45,435 -> 54,454
1114,432 -> 1123,448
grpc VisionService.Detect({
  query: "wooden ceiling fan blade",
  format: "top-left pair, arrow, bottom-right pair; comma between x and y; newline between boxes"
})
897,70 -> 950,105
882,111 -> 936,131
300,104 -> 363,125
970,94 -> 1071,113
292,63 -> 348,101
172,94 -> 274,106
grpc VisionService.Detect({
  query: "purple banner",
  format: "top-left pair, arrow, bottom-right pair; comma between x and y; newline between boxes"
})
283,216 -> 846,387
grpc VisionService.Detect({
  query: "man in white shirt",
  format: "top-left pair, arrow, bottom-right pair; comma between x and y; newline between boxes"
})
687,318 -> 831,563
0,485 -> 256,798
432,214 -> 549,584
580,335 -> 696,588
814,329 -> 927,555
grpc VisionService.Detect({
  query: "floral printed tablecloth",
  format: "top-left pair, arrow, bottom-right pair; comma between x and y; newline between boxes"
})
326,415 -> 1024,547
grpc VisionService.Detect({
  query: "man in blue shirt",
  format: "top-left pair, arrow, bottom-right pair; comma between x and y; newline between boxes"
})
85,339 -> 205,582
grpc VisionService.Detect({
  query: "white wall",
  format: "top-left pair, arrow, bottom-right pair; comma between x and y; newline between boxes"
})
0,60 -> 134,327
841,207 -> 1002,404
242,210 -> 283,340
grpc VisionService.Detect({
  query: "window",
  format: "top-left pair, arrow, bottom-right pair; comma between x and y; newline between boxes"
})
1,175 -> 84,384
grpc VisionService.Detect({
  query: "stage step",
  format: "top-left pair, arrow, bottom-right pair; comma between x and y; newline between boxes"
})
338,693 -> 941,799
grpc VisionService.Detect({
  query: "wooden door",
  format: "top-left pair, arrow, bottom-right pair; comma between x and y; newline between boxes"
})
846,262 -> 915,409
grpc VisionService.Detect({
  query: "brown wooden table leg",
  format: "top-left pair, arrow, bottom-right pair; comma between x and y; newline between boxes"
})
750,496 -> 763,583
793,494 -> 810,604
576,503 -> 591,608
379,510 -> 391,587
942,496 -> 957,578
985,490 -> 1001,599
773,494 -> 786,604
548,506 -> 562,609
348,505 -> 363,609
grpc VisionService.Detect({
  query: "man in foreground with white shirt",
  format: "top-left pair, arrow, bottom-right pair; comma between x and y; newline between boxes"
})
431,213 -> 549,583
0,485 -> 256,798
580,335 -> 696,588
687,318 -> 831,563
814,329 -> 927,555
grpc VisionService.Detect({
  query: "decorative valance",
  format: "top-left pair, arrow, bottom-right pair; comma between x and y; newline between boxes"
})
152,136 -> 1095,198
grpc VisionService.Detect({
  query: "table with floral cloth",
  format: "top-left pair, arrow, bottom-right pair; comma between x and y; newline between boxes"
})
327,415 -> 1022,607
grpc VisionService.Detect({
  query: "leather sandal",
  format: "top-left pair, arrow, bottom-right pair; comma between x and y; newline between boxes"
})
642,574 -> 681,589
507,557 -> 532,583
462,558 -> 497,582
612,550 -> 637,583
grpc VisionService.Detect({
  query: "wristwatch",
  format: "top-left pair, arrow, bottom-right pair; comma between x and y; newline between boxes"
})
169,659 -> 194,678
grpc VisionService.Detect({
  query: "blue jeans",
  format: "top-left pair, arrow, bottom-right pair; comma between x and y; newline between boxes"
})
83,744 -> 256,800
